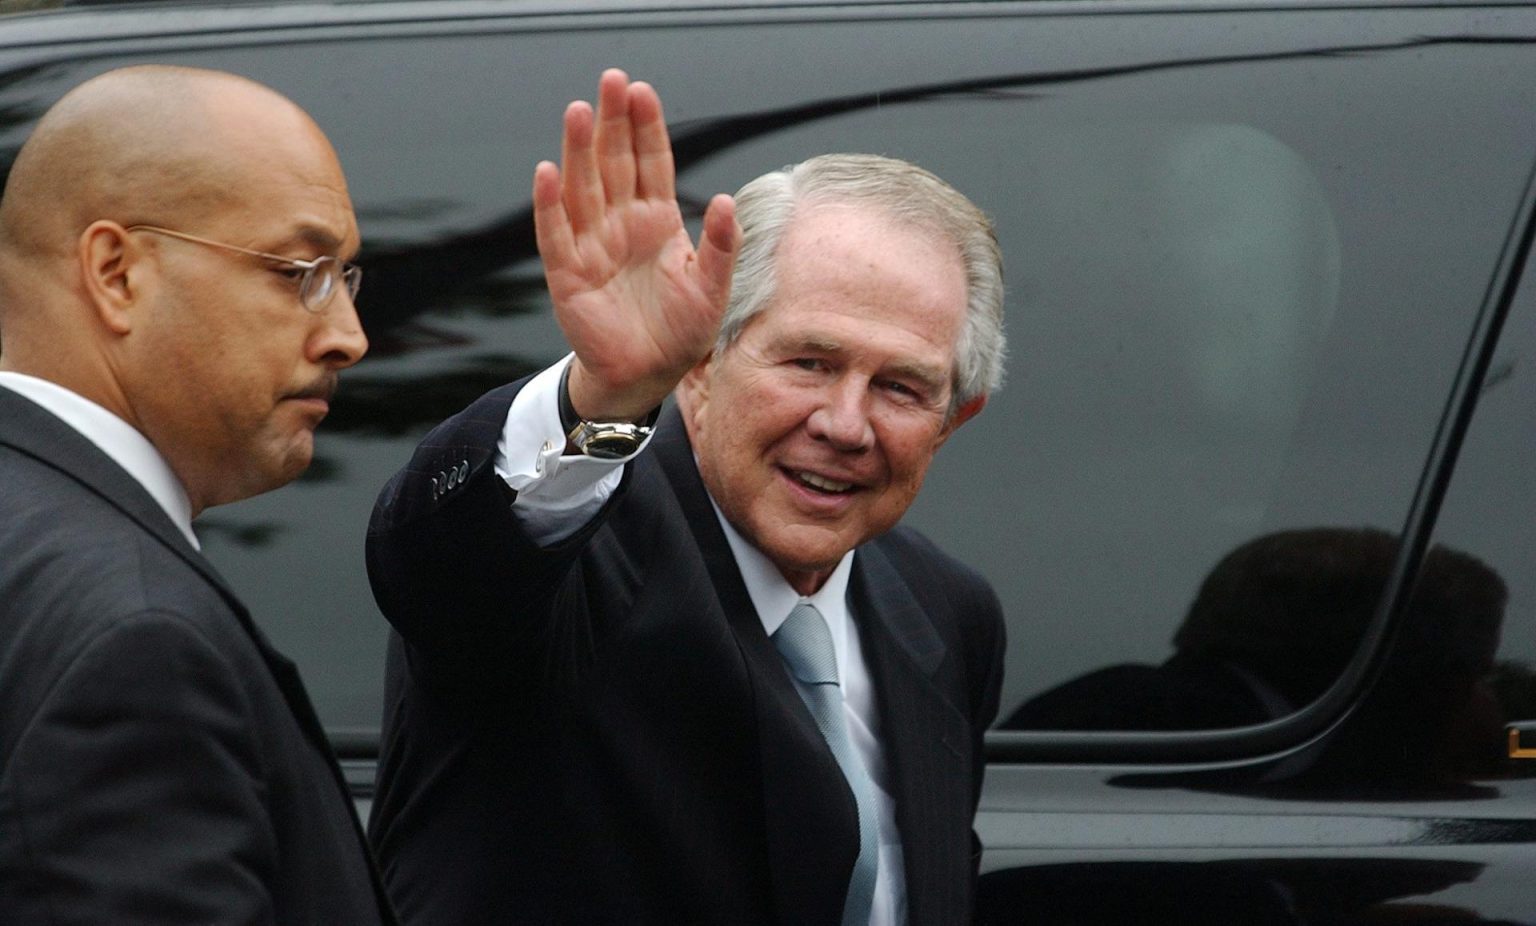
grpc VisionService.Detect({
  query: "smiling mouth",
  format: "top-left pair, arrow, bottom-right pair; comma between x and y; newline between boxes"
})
789,469 -> 856,495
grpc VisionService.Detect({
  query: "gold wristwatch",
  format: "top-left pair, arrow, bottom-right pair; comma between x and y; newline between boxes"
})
565,419 -> 654,460
559,364 -> 659,460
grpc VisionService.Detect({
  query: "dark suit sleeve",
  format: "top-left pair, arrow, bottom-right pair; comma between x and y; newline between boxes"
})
3,611 -> 278,925
365,380 -> 628,666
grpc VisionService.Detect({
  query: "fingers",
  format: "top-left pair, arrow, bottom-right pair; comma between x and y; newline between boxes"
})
532,160 -> 577,276
593,69 -> 637,205
557,100 -> 605,233
628,81 -> 676,202
560,69 -> 672,227
694,193 -> 741,309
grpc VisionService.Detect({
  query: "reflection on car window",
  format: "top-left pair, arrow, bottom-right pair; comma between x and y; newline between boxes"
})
890,48 -> 1533,735
1004,527 -> 1510,783
1424,269 -> 1536,781
19,17 -> 1519,739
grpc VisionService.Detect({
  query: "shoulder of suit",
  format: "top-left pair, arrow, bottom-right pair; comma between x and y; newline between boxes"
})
0,482 -> 236,642
876,523 -> 989,584
873,524 -> 1004,638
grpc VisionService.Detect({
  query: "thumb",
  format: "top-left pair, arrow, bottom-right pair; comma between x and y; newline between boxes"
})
693,193 -> 740,312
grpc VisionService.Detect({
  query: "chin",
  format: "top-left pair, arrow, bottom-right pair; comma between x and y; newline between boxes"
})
244,440 -> 315,500
282,430 -> 317,471
280,449 -> 316,485
760,532 -> 855,577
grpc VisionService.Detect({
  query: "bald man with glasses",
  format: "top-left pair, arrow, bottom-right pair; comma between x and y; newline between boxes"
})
0,66 -> 392,924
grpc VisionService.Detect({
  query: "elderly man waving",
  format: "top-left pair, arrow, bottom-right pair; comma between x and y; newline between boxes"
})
367,69 -> 1006,926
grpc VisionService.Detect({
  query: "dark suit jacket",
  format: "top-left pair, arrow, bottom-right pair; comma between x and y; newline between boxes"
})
367,380 -> 1006,926
0,387 -> 393,925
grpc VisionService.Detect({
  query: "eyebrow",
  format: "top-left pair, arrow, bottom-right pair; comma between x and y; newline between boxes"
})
779,334 -> 950,392
273,223 -> 353,259
791,335 -> 843,354
883,360 -> 950,397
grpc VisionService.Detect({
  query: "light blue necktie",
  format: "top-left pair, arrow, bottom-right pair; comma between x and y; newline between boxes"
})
773,602 -> 880,926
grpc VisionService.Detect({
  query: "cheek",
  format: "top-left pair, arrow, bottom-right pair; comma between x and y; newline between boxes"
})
879,423 -> 947,488
712,425 -> 773,489
719,380 -> 802,445
698,415 -> 790,509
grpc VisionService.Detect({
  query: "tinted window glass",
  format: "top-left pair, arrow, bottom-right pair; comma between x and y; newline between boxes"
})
5,6 -> 1532,738
1424,266 -> 1536,779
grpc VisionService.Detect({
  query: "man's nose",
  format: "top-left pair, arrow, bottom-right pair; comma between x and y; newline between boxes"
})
806,378 -> 874,451
311,290 -> 369,368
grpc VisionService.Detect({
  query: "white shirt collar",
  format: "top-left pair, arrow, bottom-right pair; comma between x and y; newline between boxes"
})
706,494 -> 856,679
0,372 -> 199,549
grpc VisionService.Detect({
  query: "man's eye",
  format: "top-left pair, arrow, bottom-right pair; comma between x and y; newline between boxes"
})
879,380 -> 931,404
791,358 -> 824,371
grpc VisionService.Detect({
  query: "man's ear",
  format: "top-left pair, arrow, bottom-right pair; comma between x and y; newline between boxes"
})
936,393 -> 987,446
673,351 -> 715,432
77,220 -> 140,335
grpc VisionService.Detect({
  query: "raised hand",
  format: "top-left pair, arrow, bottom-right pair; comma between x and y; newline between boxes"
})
533,69 -> 740,422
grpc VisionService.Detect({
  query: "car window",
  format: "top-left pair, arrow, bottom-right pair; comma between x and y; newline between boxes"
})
4,4 -> 1532,746
1421,264 -> 1536,779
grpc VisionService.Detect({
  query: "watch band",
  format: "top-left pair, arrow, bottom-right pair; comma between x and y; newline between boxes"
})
557,362 -> 582,435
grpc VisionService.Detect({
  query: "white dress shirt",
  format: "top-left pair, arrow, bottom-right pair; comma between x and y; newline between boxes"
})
0,372 -> 199,549
493,355 -> 907,925
713,507 -> 908,926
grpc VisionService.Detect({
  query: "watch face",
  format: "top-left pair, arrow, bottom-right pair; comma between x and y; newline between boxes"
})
582,429 -> 645,460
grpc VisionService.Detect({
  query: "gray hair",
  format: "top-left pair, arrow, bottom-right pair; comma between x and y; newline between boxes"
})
717,153 -> 1006,409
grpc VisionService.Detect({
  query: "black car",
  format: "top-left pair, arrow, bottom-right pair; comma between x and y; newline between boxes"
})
3,1 -> 1535,922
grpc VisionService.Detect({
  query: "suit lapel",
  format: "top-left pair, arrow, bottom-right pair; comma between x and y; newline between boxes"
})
0,389 -> 331,750
853,543 -> 973,926
652,410 -> 857,926
0,388 -> 201,562
0,387 -> 395,923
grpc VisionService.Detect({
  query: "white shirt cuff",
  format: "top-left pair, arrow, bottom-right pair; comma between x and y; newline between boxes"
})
493,354 -> 651,543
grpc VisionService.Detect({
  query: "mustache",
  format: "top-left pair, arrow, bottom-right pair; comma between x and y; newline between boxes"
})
289,373 -> 339,404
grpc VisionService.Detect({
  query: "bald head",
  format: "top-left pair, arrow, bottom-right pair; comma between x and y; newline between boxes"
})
1,66 -> 329,265
0,65 -> 349,368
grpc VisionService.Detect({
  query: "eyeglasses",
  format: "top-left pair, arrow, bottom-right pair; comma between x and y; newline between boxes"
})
125,224 -> 362,313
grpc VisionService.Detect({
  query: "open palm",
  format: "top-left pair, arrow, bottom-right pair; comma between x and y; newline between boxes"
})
534,70 -> 739,421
